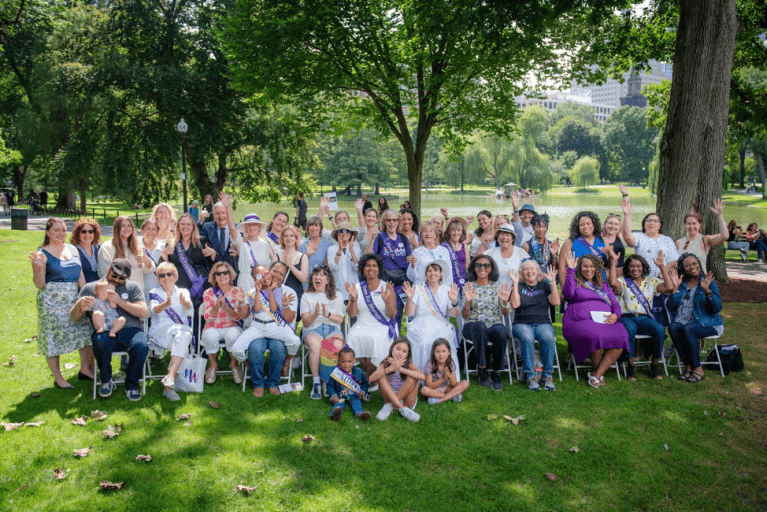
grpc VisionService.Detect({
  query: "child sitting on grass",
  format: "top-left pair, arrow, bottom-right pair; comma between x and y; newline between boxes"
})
90,281 -> 126,338
370,337 -> 425,422
327,347 -> 372,421
421,338 -> 469,404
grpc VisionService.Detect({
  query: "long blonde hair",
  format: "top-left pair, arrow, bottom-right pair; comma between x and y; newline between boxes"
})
173,213 -> 202,248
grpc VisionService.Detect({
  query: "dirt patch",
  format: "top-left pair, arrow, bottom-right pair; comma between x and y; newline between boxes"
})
719,279 -> 767,303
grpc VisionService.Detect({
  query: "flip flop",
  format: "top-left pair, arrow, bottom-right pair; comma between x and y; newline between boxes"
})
587,372 -> 601,389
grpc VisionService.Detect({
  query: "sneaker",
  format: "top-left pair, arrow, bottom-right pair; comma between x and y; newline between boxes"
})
125,389 -> 141,401
541,376 -> 556,391
232,365 -> 244,385
451,394 -> 463,402
741,252 -> 748,262
398,407 -> 420,422
427,397 -> 440,405
760,259 -> 765,263
163,388 -> 181,401
478,368 -> 492,388
311,383 -> 322,400
376,403 -> 394,421
526,377 -> 540,391
99,379 -> 116,398
331,407 -> 343,421
369,384 -> 379,392
490,372 -> 503,391
355,411 -> 372,422
160,374 -> 175,388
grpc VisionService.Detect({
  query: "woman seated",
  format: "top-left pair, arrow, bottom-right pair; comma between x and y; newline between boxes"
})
345,254 -> 398,378
460,255 -> 512,391
510,260 -> 560,391
200,262 -> 246,385
406,221 -> 453,286
726,220 -> 750,261
666,253 -> 723,383
745,222 -> 767,263
562,252 -> 629,389
147,262 -> 194,401
232,262 -> 301,397
402,259 -> 460,375
606,248 -> 673,380
300,266 -> 346,399
675,199 -> 727,273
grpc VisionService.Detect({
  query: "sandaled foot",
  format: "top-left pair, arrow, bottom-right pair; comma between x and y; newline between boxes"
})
678,370 -> 691,381
587,372 -> 601,389
687,371 -> 705,383
253,388 -> 264,397
205,366 -> 217,384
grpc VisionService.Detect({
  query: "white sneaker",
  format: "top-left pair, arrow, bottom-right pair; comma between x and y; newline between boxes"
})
398,407 -> 420,422
231,365 -> 244,384
376,403 -> 394,421
163,388 -> 181,401
741,252 -> 748,262
161,374 -> 175,388
369,384 -> 379,392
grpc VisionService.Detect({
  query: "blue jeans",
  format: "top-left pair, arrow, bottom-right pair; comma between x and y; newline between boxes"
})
329,396 -> 364,418
92,326 -> 148,392
620,314 -> 665,359
749,239 -> 767,260
246,337 -> 287,388
668,321 -> 717,369
512,323 -> 556,380
462,322 -> 508,372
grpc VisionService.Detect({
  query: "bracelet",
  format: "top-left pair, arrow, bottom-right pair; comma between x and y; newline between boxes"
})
451,302 -> 458,307
513,209 -> 519,214
622,193 -> 629,198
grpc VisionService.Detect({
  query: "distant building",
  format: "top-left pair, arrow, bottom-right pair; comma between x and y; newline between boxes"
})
570,60 -> 671,111
515,90 -> 618,122
619,71 -> 648,108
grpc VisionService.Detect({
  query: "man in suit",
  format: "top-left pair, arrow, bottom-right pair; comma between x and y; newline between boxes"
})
199,197 -> 239,280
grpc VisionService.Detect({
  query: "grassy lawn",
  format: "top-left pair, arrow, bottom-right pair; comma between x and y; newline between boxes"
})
2,229 -> 766,511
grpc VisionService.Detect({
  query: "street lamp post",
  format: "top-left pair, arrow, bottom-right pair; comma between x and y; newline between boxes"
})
177,117 -> 188,213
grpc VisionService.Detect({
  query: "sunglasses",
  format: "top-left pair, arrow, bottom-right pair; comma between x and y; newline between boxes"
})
157,273 -> 175,279
112,275 -> 127,282
80,229 -> 94,234
475,263 -> 492,269
215,270 -> 230,276
338,229 -> 351,234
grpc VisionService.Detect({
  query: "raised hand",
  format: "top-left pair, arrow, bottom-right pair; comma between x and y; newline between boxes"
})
233,287 -> 246,303
202,244 -> 217,259
355,197 -> 364,211
463,282 -> 476,302
345,281 -> 358,301
179,293 -> 192,310
402,281 -> 414,299
508,269 -> 519,285
621,196 -> 633,216
406,254 -> 418,267
498,282 -> 512,303
381,282 -> 395,302
700,271 -> 715,293
199,210 -> 210,222
448,283 -> 459,304
163,243 -> 175,257
710,198 -> 725,217
219,191 -> 231,208
565,251 -> 577,269
654,250 -> 665,270
282,291 -> 294,309
619,184 -> 629,196
440,207 -> 449,219
510,190 -> 519,210
29,251 -> 46,269
667,267 -> 682,290
545,264 -> 557,283
320,195 -> 329,208
550,237 -> 560,256
466,215 -> 474,224
602,244 -> 619,262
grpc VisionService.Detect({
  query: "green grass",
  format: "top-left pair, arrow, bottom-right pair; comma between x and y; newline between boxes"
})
2,229 -> 766,511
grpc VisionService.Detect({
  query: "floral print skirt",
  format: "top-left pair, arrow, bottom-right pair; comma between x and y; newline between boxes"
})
37,281 -> 92,357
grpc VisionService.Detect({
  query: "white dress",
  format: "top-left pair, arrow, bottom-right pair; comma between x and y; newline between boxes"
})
327,242 -> 362,300
406,245 -> 453,286
487,247 -> 532,287
407,284 -> 460,379
235,236 -> 274,296
346,281 -> 395,366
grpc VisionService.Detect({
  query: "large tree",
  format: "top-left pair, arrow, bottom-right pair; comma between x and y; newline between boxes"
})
221,0 -> 625,216
601,106 -> 658,184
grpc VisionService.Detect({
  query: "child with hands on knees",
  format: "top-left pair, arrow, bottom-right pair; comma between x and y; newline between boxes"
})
369,337 -> 425,422
421,338 -> 469,404
327,347 -> 372,421
90,281 -> 126,337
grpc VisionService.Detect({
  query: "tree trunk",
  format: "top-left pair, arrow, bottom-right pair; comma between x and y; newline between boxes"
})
78,176 -> 87,214
739,146 -> 745,188
656,0 -> 737,282
374,183 -> 380,195
12,163 -> 27,204
756,152 -> 766,199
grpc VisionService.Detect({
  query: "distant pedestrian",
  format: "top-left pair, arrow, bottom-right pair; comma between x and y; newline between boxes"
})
295,192 -> 308,231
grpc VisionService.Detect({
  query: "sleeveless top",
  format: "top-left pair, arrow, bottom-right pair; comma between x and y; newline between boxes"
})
43,245 -> 82,283
680,235 -> 708,273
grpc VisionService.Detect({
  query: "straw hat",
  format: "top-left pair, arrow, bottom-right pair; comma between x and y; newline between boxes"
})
331,222 -> 359,241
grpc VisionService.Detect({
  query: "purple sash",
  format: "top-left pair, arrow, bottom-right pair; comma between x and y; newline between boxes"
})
256,288 -> 295,332
267,231 -> 279,244
576,237 -> 602,259
624,278 -> 654,316
149,292 -> 192,327
144,248 -> 156,265
360,281 -> 397,340
245,240 -> 259,267
442,241 -> 466,287
583,281 -> 612,306
420,284 -> 458,346
175,241 -> 205,297
213,287 -> 244,328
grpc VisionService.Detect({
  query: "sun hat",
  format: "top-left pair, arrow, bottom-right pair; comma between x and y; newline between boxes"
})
237,213 -> 267,231
420,258 -> 450,282
331,222 -> 359,241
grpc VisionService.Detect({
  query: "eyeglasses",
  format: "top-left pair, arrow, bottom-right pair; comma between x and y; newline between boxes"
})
338,229 -> 351,234
475,263 -> 492,269
157,273 -> 175,279
80,229 -> 94,234
645,218 -> 661,223
215,270 -> 230,276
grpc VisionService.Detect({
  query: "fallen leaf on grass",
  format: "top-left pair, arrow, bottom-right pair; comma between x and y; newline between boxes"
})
99,481 -> 124,490
569,446 -> 580,453
663,444 -> 669,451
17,486 -> 29,491
102,424 -> 122,439
751,387 -> 762,395
23,335 -> 37,343
183,421 -> 193,427
136,454 -> 151,462
29,392 -> 40,398
545,473 -> 559,482
209,401 -> 220,409
503,415 -> 525,425
176,413 -> 191,421
53,468 -> 68,480
26,422 -> 45,427
718,411 -> 727,417
73,447 -> 93,458
4,355 -> 17,367
90,411 -> 107,421
301,435 -> 315,443
296,418 -> 303,423
72,416 -> 87,426
236,484 -> 257,494
64,363 -> 76,370
1,422 -> 25,431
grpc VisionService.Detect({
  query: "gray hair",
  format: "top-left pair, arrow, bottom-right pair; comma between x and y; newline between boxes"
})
520,258 -> 542,274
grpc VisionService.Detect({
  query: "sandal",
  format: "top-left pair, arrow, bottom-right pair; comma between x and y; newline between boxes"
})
627,364 -> 636,381
648,363 -> 663,380
687,371 -> 705,383
587,372 -> 601,389
678,370 -> 691,381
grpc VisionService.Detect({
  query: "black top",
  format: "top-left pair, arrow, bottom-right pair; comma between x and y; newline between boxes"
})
167,236 -> 213,297
296,198 -> 308,222
514,281 -> 552,325
277,252 -> 306,313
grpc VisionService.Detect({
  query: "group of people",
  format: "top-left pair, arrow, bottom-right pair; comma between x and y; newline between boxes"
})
30,186 -> 727,422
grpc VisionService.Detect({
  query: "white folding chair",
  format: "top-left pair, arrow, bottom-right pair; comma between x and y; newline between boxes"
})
510,337 -> 563,382
667,334 -> 725,378
462,315 -> 514,384
621,334 -> 669,377
566,352 -> 622,381
196,303 -> 236,380
93,351 -> 150,399
242,349 -> 292,392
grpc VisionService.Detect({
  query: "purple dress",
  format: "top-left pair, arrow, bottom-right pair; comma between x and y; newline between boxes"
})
562,268 -> 629,363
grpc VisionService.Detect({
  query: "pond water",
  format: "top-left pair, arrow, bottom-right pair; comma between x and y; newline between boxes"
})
233,188 -> 767,240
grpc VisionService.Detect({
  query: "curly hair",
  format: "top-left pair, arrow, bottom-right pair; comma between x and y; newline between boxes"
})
399,208 -> 420,233
357,253 -> 385,280
531,213 -> 549,229
568,211 -> 602,241
306,265 -> 337,300
677,252 -> 703,281
467,254 -> 499,282
622,254 -> 650,278
574,254 -> 605,288
70,218 -> 102,247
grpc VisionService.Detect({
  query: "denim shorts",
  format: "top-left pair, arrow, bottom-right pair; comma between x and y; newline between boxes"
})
302,322 -> 342,340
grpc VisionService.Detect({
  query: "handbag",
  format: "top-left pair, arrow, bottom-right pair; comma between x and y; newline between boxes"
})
175,353 -> 208,393
652,294 -> 671,327
707,344 -> 744,375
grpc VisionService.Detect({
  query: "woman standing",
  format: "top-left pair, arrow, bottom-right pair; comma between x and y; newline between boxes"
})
277,225 -> 308,311
377,197 -> 390,216
233,213 -> 275,296
403,260 -> 460,376
675,199 -> 728,273
522,213 -> 559,271
601,213 -> 625,268
441,217 -> 471,295
266,211 -> 290,250
460,255 -> 512,391
406,222 -> 452,286
558,211 -> 605,285
327,222 -> 361,301
70,218 -> 102,283
355,199 -> 379,253
98,216 -> 155,292
299,216 -> 333,287
152,203 -> 176,242
398,209 -> 420,249
30,218 -> 94,388
139,218 -> 165,298
482,224 -> 531,288
469,210 -> 496,257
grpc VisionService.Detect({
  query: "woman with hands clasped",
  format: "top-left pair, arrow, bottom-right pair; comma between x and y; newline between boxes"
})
605,246 -> 673,381
147,262 -> 194,401
327,222 -> 361,301
403,259 -> 460,376
406,221 -> 453,286
561,252 -> 629,389
345,254 -> 398,378
675,199 -> 728,273
461,255 -> 512,391
509,261 -> 561,392
665,253 -> 723,383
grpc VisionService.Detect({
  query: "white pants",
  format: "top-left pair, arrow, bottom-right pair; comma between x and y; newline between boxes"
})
149,324 -> 192,358
200,326 -> 243,354
230,321 -> 301,362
